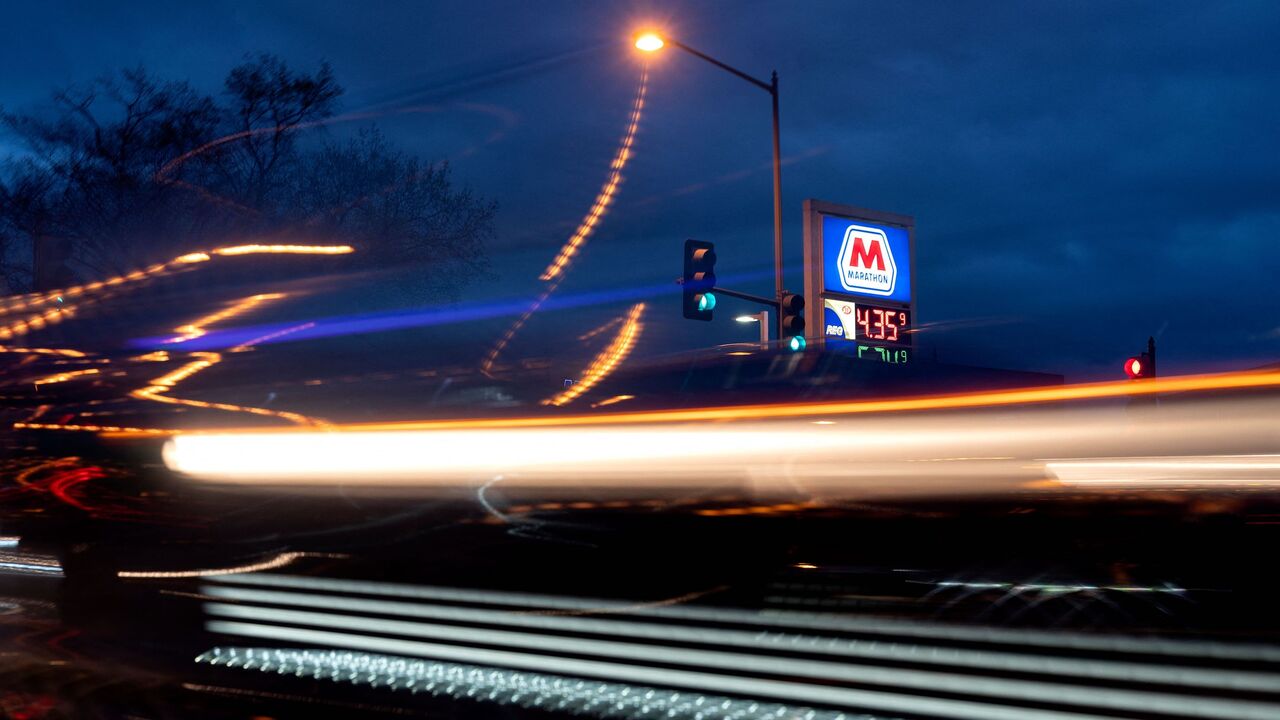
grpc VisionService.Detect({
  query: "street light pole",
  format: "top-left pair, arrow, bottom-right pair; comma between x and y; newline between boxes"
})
641,34 -> 785,339
769,70 -> 783,336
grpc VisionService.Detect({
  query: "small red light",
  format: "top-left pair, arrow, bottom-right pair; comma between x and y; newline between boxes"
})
1124,357 -> 1143,378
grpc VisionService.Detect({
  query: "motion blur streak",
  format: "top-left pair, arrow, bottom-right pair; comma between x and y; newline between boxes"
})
208,574 -> 1280,662
31,368 -> 99,386
118,551 -> 336,578
538,69 -> 647,282
201,585 -> 1279,692
0,551 -> 63,576
14,421 -> 167,434
1048,456 -> 1280,487
482,69 -> 647,376
543,303 -> 645,406
131,294 -> 326,426
202,621 -> 1103,720
163,389 -> 1280,491
165,293 -> 286,344
197,647 -> 845,720
144,369 -> 1280,436
211,244 -> 354,256
202,604 -> 1279,719
0,346 -> 86,357
131,353 -> 319,426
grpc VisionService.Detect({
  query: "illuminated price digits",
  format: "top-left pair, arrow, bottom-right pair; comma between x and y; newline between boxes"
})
852,304 -> 909,343
855,307 -> 870,339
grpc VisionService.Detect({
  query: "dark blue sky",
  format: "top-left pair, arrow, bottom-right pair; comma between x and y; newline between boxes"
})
4,1 -> 1279,379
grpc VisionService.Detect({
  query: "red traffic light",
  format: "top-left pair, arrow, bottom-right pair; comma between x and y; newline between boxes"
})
1124,356 -> 1145,379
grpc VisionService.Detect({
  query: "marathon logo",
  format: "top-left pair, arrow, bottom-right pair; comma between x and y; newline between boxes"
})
836,224 -> 896,296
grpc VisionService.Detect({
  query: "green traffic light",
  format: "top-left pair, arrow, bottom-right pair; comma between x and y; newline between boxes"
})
697,292 -> 717,313
787,335 -> 807,352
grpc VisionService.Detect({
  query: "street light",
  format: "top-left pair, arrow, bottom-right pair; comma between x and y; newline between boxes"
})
735,311 -> 769,346
635,30 -> 787,338
634,33 -> 664,52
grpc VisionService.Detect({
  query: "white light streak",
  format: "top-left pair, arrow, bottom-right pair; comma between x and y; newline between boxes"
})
197,647 -> 846,720
201,584 -> 1280,693
1048,455 -> 1280,487
0,551 -> 63,576
203,620 -> 1113,720
118,551 -> 329,578
208,573 -> 1280,663
163,395 -> 1280,497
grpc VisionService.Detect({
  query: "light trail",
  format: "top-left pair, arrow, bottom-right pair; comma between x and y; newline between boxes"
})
149,368 -> 1280,435
211,244 -> 354,257
481,69 -> 648,376
204,621 -> 1117,720
31,368 -> 99,386
208,573 -> 1280,663
158,371 -> 1280,491
196,647 -> 847,720
543,303 -> 645,406
591,394 -> 635,408
118,551 -> 340,578
201,583 -> 1277,692
165,293 -> 286,344
1048,456 -> 1280,488
131,295 -> 325,426
538,69 -> 647,282
0,346 -> 87,358
14,422 -> 167,435
0,243 -> 347,344
203,603 -> 1277,719
0,550 -> 63,577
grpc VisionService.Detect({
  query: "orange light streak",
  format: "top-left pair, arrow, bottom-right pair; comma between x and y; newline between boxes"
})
543,303 -> 645,407
482,70 -> 648,377
0,346 -> 86,358
591,394 -> 636,408
539,70 -> 647,282
131,296 -> 324,426
212,244 -> 354,256
106,368 -> 1280,439
14,422 -> 167,435
165,294 -> 286,344
577,316 -> 623,342
32,368 -> 100,386
117,551 -> 342,578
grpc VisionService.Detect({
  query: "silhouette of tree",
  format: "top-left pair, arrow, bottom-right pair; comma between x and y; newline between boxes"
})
0,54 -> 493,300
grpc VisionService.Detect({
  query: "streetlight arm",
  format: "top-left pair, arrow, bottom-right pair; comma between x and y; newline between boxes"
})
668,39 -> 775,94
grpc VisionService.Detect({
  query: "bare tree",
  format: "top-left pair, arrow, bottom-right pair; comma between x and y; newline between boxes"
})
1,67 -> 220,282
0,55 -> 493,299
287,129 -> 495,301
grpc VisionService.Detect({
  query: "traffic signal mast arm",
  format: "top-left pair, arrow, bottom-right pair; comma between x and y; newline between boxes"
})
706,285 -> 779,309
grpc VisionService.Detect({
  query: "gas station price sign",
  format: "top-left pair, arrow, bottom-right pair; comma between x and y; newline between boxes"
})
803,200 -> 916,353
822,297 -> 911,346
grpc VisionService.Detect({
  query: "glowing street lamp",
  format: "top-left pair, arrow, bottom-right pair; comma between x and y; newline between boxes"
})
736,311 -> 769,346
634,33 -> 664,52
633,28 -> 787,339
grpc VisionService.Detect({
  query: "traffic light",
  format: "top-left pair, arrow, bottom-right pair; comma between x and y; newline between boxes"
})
1123,337 -> 1157,379
682,239 -> 717,321
780,292 -> 806,351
